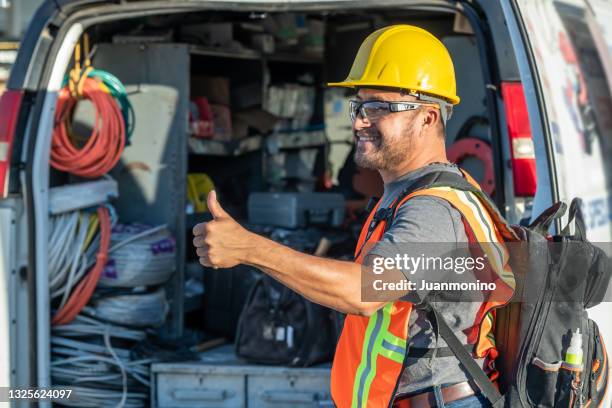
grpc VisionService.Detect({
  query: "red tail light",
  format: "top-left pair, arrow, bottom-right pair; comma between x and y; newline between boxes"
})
501,82 -> 537,197
0,90 -> 23,199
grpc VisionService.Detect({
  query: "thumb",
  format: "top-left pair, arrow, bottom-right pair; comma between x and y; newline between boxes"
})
207,190 -> 229,220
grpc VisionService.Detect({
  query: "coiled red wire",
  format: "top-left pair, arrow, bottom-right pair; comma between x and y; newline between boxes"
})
52,206 -> 111,325
51,77 -> 126,178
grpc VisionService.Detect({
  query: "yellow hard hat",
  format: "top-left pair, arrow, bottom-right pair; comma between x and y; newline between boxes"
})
328,25 -> 460,105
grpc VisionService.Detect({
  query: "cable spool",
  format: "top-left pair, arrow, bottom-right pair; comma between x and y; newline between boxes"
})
99,224 -> 176,288
447,137 -> 495,195
52,76 -> 126,178
51,34 -> 127,178
85,289 -> 169,328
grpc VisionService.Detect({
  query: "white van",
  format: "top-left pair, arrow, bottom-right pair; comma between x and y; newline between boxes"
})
0,0 -> 610,407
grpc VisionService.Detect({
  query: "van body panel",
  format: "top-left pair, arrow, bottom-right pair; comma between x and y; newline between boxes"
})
513,2 -> 612,406
514,0 -> 612,239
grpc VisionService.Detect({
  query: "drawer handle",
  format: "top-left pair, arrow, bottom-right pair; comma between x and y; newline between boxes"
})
172,388 -> 233,401
261,390 -> 322,403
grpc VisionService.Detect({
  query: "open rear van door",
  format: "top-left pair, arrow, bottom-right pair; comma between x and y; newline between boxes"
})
511,0 -> 612,238
510,2 -> 612,405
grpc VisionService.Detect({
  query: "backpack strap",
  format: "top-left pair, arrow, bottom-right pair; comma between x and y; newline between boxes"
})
357,168 -> 520,258
381,170 -> 476,233
528,201 -> 567,236
415,170 -> 519,242
561,198 -> 587,240
354,170 -> 459,259
423,302 -> 505,407
406,344 -> 475,358
385,169 -> 519,242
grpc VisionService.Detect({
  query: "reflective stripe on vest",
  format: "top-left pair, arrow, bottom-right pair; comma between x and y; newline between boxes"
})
330,184 -> 515,408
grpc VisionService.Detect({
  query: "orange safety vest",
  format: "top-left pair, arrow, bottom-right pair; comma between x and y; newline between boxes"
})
330,171 -> 516,408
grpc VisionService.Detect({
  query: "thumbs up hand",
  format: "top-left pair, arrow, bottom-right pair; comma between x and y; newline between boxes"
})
192,190 -> 253,269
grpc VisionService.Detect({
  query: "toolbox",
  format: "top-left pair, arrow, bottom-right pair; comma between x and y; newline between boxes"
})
152,345 -> 333,408
248,192 -> 345,228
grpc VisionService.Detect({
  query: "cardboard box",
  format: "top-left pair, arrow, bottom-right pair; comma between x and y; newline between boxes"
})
191,75 -> 230,106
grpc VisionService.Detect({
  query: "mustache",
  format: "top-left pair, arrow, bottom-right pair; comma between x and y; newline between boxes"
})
354,128 -> 381,139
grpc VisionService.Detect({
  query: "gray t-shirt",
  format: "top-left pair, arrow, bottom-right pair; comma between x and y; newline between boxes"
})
366,163 -> 486,396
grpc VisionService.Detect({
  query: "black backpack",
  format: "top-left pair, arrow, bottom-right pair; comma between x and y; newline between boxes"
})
492,198 -> 610,408
379,170 -> 610,407
235,275 -> 341,367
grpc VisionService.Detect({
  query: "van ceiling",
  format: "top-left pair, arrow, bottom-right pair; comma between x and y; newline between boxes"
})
88,8 -> 458,43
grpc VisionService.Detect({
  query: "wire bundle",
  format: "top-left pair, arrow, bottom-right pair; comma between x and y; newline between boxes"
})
98,224 -> 176,288
88,68 -> 135,143
51,206 -> 112,326
51,315 -> 151,408
49,208 -> 175,324
51,78 -> 126,178
49,214 -> 176,406
84,288 -> 169,328
51,34 -> 128,178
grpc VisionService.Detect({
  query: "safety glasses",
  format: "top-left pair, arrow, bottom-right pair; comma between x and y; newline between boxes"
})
349,100 -> 438,122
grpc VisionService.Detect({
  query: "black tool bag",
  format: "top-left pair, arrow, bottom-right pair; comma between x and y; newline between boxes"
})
202,264 -> 260,339
393,171 -> 611,408
492,199 -> 611,408
235,275 -> 339,367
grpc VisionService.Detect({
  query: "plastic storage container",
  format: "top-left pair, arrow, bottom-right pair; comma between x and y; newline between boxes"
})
247,192 -> 345,228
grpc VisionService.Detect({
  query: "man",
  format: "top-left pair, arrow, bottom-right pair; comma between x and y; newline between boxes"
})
193,25 -> 510,408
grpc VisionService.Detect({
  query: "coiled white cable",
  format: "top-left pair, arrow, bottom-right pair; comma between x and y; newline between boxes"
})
49,206 -> 120,301
98,224 -> 176,287
83,288 -> 169,328
51,316 -> 152,407
58,214 -> 90,308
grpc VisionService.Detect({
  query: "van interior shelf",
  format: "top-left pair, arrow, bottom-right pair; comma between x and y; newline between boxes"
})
188,130 -> 327,156
188,135 -> 263,156
49,178 -> 119,215
189,44 -> 323,64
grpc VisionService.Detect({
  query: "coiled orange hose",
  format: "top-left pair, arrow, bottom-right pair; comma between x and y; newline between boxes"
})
51,77 -> 125,178
52,206 -> 111,325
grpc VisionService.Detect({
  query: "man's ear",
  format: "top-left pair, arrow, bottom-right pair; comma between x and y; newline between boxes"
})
423,107 -> 441,130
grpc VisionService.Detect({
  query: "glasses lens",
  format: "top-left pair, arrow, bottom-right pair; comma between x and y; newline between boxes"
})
349,100 -> 360,121
361,101 -> 390,121
349,101 -> 391,122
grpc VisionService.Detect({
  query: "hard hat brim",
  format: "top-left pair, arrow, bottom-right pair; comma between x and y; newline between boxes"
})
326,80 -> 460,105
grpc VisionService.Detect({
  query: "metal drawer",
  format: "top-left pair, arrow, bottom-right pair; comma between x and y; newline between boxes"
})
152,346 -> 333,408
247,369 -> 332,408
154,368 -> 245,408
